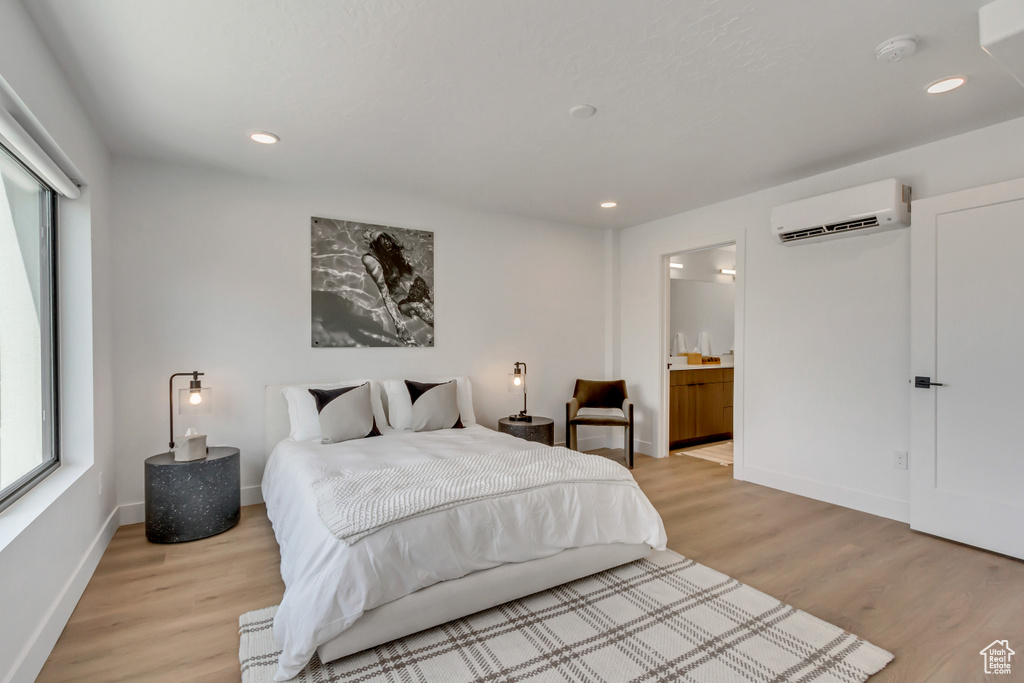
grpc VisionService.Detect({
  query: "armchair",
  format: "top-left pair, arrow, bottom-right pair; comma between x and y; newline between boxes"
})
566,379 -> 634,469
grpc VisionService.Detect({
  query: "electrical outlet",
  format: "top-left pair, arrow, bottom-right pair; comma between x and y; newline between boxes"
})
894,451 -> 908,470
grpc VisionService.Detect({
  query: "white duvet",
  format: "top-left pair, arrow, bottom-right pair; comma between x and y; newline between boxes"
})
262,425 -> 667,680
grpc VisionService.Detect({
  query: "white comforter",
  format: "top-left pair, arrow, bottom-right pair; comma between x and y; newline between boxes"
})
262,425 -> 667,680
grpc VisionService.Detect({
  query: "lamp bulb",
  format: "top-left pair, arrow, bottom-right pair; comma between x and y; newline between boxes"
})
513,376 -> 522,387
189,391 -> 203,405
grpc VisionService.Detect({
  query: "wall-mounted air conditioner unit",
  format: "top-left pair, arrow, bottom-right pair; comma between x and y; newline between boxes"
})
771,178 -> 911,245
980,0 -> 1024,89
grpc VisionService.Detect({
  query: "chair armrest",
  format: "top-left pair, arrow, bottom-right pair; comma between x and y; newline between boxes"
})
622,398 -> 633,420
566,397 -> 579,421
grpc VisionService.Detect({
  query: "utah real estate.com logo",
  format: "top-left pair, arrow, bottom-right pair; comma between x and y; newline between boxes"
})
980,640 -> 1015,675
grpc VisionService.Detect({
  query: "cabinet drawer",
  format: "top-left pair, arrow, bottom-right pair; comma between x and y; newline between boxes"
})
671,368 -> 730,385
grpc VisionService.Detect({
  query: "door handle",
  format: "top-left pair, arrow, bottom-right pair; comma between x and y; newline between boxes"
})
914,376 -> 944,389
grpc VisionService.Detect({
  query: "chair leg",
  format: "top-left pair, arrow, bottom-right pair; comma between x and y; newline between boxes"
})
568,424 -> 577,451
624,426 -> 632,469
622,423 -> 630,466
626,403 -> 634,469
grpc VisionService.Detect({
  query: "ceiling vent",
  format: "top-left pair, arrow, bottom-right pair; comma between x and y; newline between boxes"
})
771,179 -> 911,246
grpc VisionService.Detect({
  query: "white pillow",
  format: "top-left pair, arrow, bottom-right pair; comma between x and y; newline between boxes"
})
283,379 -> 388,441
406,380 -> 463,431
384,375 -> 476,430
310,383 -> 382,444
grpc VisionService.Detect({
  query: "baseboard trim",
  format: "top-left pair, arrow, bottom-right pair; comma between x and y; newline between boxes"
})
739,465 -> 910,523
635,439 -> 656,457
118,501 -> 143,526
118,485 -> 265,527
576,436 -> 609,452
558,436 -> 653,458
241,485 -> 265,507
5,505 -> 118,683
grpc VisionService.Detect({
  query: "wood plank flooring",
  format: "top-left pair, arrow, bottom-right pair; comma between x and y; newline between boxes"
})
39,452 -> 1024,682
37,505 -> 285,682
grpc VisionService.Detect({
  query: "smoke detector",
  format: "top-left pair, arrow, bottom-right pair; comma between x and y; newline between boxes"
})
876,35 -> 918,62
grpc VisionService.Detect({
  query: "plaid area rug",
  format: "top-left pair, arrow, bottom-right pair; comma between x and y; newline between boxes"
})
240,550 -> 892,682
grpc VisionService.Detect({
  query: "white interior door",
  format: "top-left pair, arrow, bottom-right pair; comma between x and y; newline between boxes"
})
911,178 -> 1024,559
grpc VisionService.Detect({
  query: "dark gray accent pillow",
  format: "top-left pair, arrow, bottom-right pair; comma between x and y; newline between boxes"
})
308,383 -> 382,444
405,380 -> 464,432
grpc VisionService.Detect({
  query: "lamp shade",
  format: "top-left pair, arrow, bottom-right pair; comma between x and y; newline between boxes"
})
508,371 -> 526,393
178,387 -> 212,414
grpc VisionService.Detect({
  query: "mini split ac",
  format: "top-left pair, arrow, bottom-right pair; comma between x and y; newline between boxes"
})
770,178 -> 911,245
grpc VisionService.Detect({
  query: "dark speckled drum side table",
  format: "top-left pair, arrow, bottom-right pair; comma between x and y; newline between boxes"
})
145,446 -> 241,543
498,416 -> 555,446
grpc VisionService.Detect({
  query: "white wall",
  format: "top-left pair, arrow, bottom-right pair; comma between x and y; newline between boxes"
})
0,1 -> 115,681
110,158 -> 610,515
618,115 -> 1024,523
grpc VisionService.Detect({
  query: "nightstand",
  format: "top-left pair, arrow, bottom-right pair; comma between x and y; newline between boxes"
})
498,416 -> 554,446
144,446 -> 241,543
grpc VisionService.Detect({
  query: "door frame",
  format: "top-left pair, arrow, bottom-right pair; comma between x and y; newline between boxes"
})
656,231 -> 745,479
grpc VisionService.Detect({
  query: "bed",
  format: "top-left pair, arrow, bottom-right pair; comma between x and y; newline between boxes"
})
262,381 -> 668,681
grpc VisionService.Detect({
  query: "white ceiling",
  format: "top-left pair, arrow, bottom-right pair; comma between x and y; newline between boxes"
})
25,0 -> 1024,229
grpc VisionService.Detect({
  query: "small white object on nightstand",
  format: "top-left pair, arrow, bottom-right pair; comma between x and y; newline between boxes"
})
174,429 -> 207,461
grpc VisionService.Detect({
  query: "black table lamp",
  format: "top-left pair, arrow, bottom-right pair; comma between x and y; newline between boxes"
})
168,371 -> 207,449
507,361 -> 532,422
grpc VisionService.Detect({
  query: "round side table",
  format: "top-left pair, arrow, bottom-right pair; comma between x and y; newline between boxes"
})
498,416 -> 555,446
145,446 -> 241,543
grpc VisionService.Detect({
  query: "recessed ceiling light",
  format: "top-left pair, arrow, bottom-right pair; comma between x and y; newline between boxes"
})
926,77 -> 966,94
250,131 -> 279,144
570,104 -> 597,119
670,263 -> 684,269
720,268 -> 736,275
600,201 -> 617,208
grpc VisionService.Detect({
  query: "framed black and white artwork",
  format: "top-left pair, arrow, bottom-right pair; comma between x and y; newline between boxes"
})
311,217 -> 434,347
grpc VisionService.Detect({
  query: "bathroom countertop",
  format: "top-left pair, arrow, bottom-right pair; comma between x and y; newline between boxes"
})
668,358 -> 734,371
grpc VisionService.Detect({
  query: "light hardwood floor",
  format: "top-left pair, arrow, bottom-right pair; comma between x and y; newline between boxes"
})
39,452 -> 1024,682
37,505 -> 285,682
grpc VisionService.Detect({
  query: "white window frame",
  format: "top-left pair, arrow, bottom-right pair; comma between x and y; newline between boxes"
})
0,142 -> 60,513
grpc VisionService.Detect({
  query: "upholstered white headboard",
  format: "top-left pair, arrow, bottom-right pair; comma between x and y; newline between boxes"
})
265,385 -> 291,459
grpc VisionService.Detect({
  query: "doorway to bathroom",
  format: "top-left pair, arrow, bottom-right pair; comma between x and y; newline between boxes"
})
664,244 -> 736,466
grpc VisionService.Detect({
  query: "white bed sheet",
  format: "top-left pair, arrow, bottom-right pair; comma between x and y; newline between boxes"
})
262,425 -> 667,680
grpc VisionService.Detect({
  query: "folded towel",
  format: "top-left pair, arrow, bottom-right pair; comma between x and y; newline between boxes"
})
672,332 -> 686,355
698,331 -> 711,356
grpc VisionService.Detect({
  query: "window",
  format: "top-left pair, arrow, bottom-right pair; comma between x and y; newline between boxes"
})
0,141 -> 58,512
